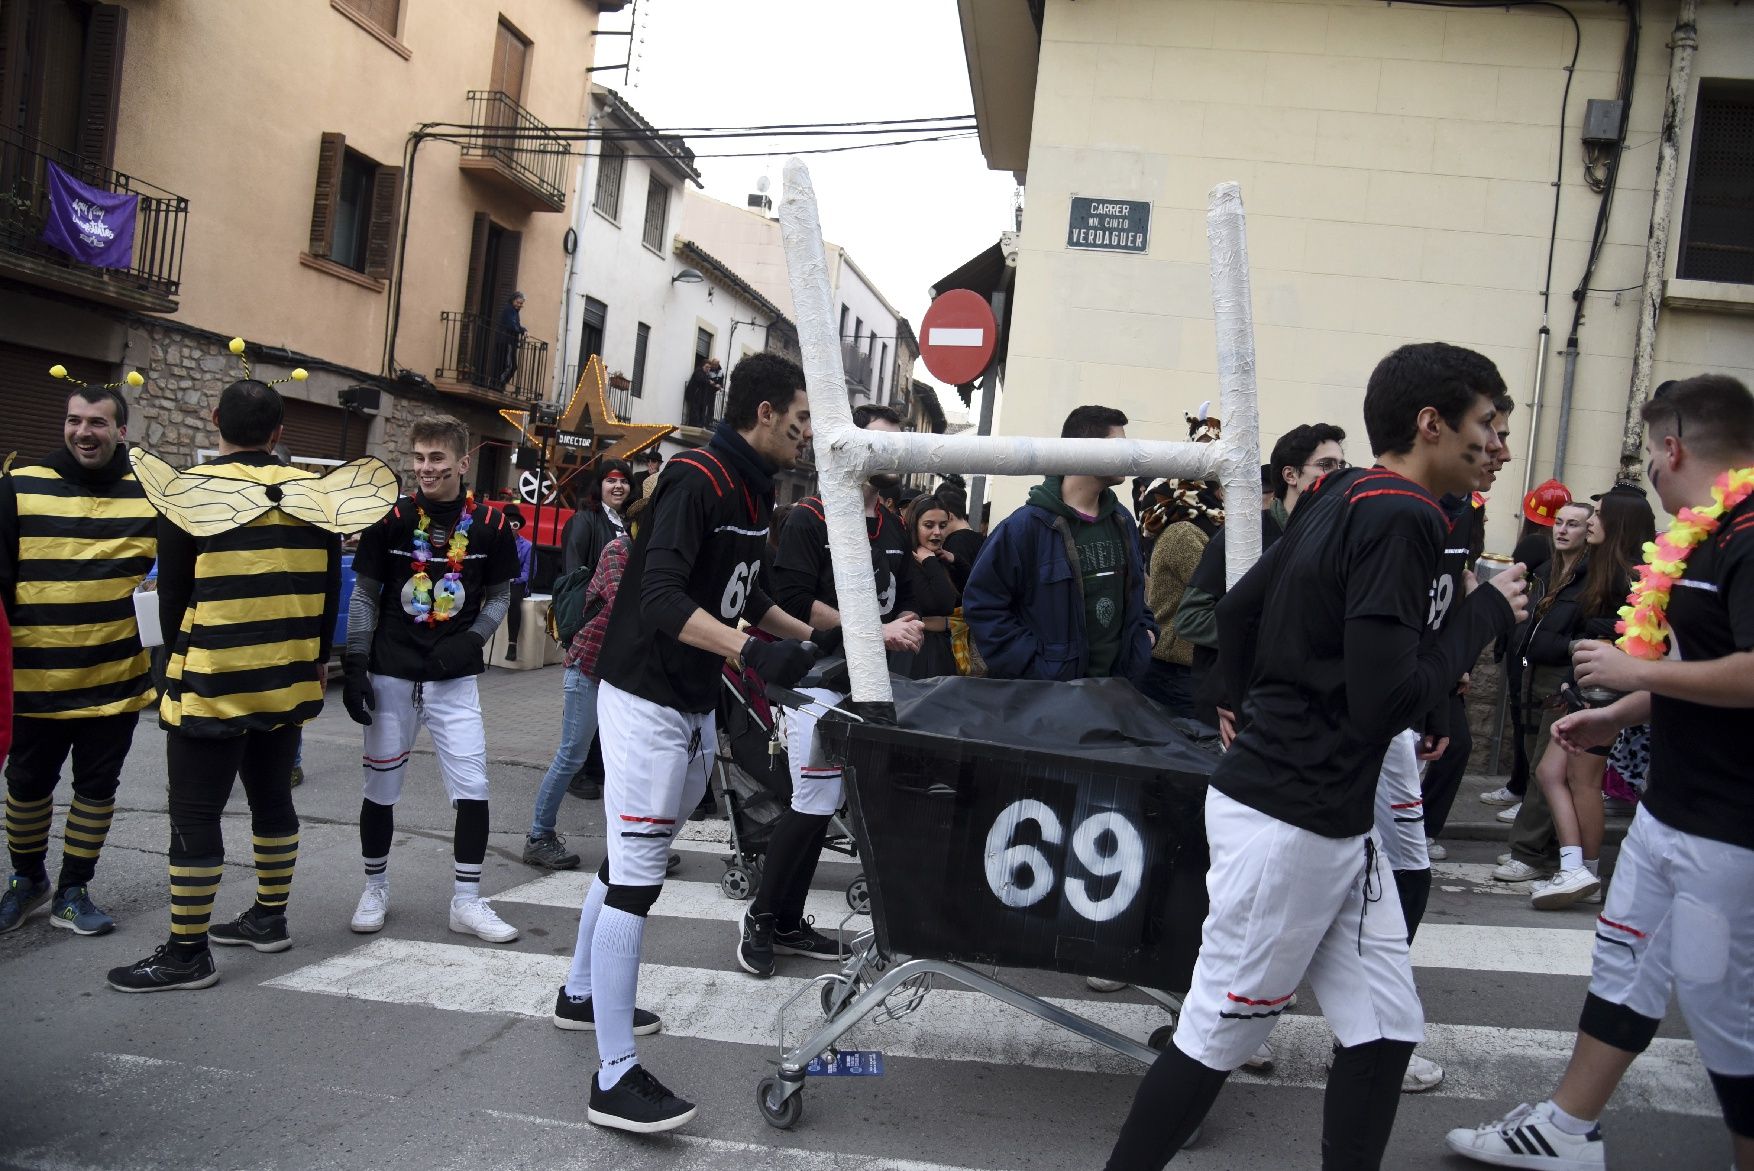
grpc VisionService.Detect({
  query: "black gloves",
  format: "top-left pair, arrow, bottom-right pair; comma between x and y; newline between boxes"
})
808,624 -> 844,659
427,631 -> 485,681
342,655 -> 376,726
743,636 -> 814,688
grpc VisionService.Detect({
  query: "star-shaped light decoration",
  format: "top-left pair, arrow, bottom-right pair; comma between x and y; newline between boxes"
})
501,353 -> 672,503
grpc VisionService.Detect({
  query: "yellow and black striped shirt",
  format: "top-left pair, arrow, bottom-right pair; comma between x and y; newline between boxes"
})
158,454 -> 341,738
2,449 -> 157,719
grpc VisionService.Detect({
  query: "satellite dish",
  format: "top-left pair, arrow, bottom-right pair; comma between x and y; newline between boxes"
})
755,174 -> 771,194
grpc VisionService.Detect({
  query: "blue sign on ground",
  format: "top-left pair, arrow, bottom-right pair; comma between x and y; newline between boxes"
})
806,1050 -> 885,1077
1067,196 -> 1151,254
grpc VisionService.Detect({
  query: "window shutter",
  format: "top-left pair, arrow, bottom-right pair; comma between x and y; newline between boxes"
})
490,229 -> 523,315
463,211 -> 490,316
363,164 -> 403,280
74,4 -> 127,170
308,132 -> 346,257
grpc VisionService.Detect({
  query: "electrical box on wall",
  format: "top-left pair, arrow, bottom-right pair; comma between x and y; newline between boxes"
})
1583,99 -> 1626,147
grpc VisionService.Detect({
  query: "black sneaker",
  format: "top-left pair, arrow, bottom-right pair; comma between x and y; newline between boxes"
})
773,918 -> 846,961
208,908 -> 291,953
552,985 -> 662,1035
107,944 -> 219,993
587,1064 -> 697,1134
568,775 -> 603,800
738,909 -> 775,977
522,832 -> 582,870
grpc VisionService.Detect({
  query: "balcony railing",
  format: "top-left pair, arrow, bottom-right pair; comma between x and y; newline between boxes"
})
0,126 -> 187,312
458,90 -> 569,212
435,310 -> 550,403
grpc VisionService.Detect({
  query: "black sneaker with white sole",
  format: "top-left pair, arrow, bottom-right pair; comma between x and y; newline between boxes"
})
587,1065 -> 697,1133
107,944 -> 219,993
208,908 -> 291,953
773,918 -> 846,961
552,985 -> 662,1035
738,909 -> 775,977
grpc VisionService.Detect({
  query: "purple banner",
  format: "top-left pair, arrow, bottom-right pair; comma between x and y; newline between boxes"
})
41,161 -> 137,269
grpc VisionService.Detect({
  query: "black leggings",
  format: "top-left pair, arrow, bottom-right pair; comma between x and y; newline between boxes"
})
5,709 -> 140,889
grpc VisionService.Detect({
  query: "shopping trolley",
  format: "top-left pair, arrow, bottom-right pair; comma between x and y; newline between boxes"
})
753,675 -> 1220,1131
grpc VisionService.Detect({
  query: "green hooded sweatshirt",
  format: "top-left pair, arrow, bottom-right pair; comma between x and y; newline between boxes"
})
1027,476 -> 1127,678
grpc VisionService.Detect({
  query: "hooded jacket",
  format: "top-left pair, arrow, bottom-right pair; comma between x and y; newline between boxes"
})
962,477 -> 1156,683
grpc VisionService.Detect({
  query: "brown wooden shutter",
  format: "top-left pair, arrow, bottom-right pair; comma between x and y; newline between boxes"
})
308,132 -> 346,257
490,229 -> 523,314
0,344 -> 114,461
490,20 -> 528,102
363,164 -> 402,280
74,4 -> 127,170
463,211 -> 490,317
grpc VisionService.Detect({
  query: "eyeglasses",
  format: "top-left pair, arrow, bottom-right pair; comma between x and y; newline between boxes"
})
1303,458 -> 1348,474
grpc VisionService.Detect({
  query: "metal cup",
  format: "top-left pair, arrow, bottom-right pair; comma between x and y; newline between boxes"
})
1568,639 -> 1622,707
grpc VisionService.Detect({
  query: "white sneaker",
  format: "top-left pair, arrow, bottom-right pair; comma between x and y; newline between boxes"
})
1445,1100 -> 1605,1168
1531,867 -> 1600,910
450,895 -> 519,943
351,885 -> 389,933
1479,786 -> 1519,807
1496,803 -> 1522,824
1086,976 -> 1128,993
1402,1051 -> 1444,1093
1426,838 -> 1448,861
1492,859 -> 1550,883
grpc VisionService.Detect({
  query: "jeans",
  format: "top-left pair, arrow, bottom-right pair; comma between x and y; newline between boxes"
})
1138,659 -> 1194,718
531,667 -> 600,837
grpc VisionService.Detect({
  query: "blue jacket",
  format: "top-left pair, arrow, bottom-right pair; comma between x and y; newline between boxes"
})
962,496 -> 1157,683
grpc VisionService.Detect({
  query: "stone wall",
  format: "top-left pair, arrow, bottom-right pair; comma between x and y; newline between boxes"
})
126,321 -> 233,468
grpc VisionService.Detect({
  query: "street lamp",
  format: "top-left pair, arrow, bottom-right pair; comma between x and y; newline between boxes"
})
671,267 -> 705,285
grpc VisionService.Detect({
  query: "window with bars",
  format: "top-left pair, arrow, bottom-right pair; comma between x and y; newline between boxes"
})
643,174 -> 670,253
594,141 -> 625,221
1677,79 -> 1754,285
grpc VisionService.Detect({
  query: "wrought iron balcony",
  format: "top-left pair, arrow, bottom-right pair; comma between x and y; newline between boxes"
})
457,90 -> 569,213
0,126 -> 187,313
435,310 -> 550,404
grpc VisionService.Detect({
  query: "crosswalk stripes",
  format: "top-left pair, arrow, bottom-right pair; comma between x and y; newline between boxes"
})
264,878 -> 1716,1119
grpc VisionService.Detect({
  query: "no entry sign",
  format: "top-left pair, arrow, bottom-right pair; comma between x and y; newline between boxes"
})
918,289 -> 998,386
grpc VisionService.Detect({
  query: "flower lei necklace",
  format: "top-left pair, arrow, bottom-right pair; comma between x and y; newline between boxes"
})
410,493 -> 474,625
1616,466 -> 1754,659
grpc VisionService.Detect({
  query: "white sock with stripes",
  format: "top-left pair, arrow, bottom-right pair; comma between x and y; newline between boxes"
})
591,906 -> 646,1091
454,862 -> 482,900
565,875 -> 609,1000
363,856 -> 388,889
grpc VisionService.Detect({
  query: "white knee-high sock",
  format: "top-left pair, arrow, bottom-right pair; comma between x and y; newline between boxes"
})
564,875 -> 609,999
592,906 -> 646,1091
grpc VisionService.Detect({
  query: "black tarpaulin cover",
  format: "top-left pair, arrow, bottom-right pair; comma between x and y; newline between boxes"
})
819,676 -> 1220,986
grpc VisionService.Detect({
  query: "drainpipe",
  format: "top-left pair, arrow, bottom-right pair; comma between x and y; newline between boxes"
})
1551,336 -> 1581,481
1621,0 -> 1698,483
1521,323 -> 1551,498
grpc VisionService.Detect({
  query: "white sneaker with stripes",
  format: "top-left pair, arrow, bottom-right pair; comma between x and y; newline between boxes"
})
449,895 -> 519,943
1445,1100 -> 1605,1168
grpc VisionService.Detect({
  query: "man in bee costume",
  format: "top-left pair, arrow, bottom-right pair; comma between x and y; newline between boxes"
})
0,367 -> 155,938
108,345 -> 397,992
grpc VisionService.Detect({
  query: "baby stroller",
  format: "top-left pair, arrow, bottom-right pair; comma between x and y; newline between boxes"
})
713,660 -> 865,912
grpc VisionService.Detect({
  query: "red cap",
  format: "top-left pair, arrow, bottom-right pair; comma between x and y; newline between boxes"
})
1522,479 -> 1572,526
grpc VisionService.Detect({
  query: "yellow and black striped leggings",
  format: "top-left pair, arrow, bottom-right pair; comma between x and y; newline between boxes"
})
4,710 -> 139,891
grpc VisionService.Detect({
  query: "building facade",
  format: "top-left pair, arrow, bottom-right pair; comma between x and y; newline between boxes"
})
959,0 -> 1754,551
2,0 -> 621,490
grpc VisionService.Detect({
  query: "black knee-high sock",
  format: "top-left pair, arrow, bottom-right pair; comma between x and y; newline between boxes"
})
360,799 -> 394,882
1105,1042 -> 1230,1170
777,816 -> 832,930
453,799 -> 489,895
1322,1038 -> 1416,1170
750,811 -> 825,921
1393,868 -> 1431,942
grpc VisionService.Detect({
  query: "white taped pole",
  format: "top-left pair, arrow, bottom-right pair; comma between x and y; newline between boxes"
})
778,159 -> 1260,706
1206,182 -> 1262,588
778,159 -> 895,709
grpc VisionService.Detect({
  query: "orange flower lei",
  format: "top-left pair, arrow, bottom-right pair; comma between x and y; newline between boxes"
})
1616,466 -> 1754,660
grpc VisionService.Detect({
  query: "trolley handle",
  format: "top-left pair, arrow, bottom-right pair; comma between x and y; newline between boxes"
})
765,683 -> 866,723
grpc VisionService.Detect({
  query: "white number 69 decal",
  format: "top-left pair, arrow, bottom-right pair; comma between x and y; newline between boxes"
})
984,800 -> 1145,921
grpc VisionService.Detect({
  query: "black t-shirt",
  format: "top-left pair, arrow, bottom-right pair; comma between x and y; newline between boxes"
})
942,528 -> 985,593
772,497 -> 913,625
1212,468 -> 1450,837
594,434 -> 776,714
353,493 -> 519,680
1643,494 -> 1754,850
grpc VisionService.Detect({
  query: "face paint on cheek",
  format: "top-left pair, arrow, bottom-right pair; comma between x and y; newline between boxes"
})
784,423 -> 801,442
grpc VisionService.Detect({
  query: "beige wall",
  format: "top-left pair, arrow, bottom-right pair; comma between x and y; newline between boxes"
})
113,0 -> 600,388
992,0 -> 1754,551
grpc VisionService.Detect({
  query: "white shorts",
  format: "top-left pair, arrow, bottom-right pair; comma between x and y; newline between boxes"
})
1174,788 -> 1424,1070
361,674 -> 489,805
598,681 -> 715,887
785,687 -> 845,817
1591,806 -> 1754,1076
1373,729 -> 1430,872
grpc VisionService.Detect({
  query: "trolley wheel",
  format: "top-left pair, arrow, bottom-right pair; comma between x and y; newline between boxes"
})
1147,1024 -> 1174,1052
757,1076 -> 803,1130
846,874 -> 869,914
721,865 -> 755,901
819,975 -> 857,1019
